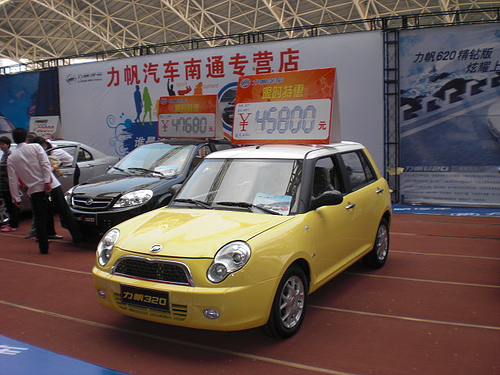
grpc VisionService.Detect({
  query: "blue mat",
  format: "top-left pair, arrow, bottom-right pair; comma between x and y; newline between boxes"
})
393,204 -> 500,217
0,335 -> 127,375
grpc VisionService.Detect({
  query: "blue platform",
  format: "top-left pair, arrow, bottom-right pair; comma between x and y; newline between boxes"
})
0,335 -> 127,375
393,204 -> 500,217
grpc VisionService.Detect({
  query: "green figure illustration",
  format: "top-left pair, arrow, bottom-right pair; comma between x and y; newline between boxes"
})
142,86 -> 152,126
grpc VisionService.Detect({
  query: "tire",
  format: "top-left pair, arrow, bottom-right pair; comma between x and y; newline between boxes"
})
265,264 -> 308,339
363,218 -> 390,269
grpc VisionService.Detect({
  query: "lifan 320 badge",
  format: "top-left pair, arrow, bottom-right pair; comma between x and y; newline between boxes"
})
93,142 -> 392,338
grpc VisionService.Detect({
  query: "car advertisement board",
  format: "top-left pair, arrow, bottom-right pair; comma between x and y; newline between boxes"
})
29,115 -> 61,139
399,23 -> 500,207
232,68 -> 340,145
57,31 -> 384,170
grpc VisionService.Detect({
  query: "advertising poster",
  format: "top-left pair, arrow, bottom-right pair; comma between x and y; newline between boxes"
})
58,31 -> 385,170
399,24 -> 500,207
29,115 -> 61,139
0,69 -> 59,138
232,68 -> 340,145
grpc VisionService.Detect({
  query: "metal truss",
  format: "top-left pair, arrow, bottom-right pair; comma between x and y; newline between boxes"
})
1,0 -> 499,68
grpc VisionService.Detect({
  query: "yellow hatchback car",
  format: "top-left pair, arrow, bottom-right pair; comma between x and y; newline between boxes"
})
93,142 -> 392,338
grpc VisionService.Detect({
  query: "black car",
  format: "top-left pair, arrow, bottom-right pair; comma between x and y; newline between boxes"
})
65,139 -> 233,235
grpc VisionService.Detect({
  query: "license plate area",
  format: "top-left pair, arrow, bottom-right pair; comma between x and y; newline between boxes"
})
120,285 -> 170,312
76,213 -> 97,224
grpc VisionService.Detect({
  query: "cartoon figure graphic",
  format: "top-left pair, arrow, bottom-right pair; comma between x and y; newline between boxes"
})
167,79 -> 176,96
194,82 -> 203,95
142,86 -> 152,126
134,85 -> 142,123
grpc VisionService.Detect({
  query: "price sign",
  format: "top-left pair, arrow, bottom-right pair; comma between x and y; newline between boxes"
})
159,113 -> 215,138
232,68 -> 340,145
234,99 -> 331,141
158,94 -> 219,139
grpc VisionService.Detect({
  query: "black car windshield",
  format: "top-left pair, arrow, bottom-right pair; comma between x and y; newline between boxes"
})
111,143 -> 195,177
175,158 -> 303,215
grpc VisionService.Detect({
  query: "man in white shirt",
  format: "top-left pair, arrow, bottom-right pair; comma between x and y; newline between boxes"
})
7,128 -> 83,254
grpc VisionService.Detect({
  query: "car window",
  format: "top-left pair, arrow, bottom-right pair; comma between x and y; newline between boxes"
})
178,158 -> 303,214
312,157 -> 342,197
113,143 -> 195,176
78,148 -> 93,162
340,151 -> 376,191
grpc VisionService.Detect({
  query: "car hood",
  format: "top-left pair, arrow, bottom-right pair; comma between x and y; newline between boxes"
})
115,208 -> 295,258
72,173 -> 174,197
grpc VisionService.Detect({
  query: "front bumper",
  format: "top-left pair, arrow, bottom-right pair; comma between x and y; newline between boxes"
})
92,266 -> 278,331
71,206 -> 147,232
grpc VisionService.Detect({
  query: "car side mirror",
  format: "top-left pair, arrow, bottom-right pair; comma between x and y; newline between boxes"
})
311,190 -> 343,210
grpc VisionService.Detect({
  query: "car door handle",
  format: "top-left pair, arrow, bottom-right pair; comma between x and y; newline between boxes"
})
345,203 -> 356,210
376,188 -> 384,194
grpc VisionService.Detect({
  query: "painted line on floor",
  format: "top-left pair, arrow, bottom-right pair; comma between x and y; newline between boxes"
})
311,305 -> 500,331
346,272 -> 500,289
390,249 -> 500,261
0,257 -> 90,276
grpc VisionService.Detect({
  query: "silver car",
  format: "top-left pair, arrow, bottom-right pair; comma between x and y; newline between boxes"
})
0,140 -> 119,223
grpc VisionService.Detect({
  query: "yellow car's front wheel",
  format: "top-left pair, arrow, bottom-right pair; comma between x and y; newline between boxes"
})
265,264 -> 308,338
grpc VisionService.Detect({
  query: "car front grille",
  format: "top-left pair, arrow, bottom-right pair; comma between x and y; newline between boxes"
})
112,255 -> 193,286
72,196 -> 114,211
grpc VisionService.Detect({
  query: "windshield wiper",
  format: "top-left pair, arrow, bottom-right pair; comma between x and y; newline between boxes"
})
111,166 -> 126,173
127,167 -> 165,176
216,201 -> 281,215
173,198 -> 212,209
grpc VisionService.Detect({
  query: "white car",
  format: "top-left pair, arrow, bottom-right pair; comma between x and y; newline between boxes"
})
0,140 -> 119,223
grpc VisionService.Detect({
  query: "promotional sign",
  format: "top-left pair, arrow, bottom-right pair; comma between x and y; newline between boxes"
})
158,94 -> 220,139
29,115 -> 61,139
399,23 -> 500,207
232,68 -> 340,145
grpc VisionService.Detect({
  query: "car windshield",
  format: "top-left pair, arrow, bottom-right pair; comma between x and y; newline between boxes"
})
175,158 -> 303,215
111,143 -> 195,177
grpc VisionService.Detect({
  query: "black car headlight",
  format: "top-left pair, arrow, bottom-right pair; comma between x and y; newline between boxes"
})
113,189 -> 153,208
64,187 -> 74,205
207,241 -> 251,283
97,228 -> 120,266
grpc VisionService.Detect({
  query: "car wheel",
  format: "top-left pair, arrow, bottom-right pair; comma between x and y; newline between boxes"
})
265,264 -> 308,339
363,218 -> 390,269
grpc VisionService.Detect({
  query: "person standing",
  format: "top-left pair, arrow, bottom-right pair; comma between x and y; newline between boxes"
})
0,136 -> 20,232
7,128 -> 83,254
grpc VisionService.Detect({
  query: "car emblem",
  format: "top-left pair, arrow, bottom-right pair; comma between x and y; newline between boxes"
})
150,244 -> 162,253
86,198 -> 94,205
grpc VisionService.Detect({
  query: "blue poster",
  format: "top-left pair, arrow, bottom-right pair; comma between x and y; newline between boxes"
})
399,24 -> 500,207
0,69 -> 59,138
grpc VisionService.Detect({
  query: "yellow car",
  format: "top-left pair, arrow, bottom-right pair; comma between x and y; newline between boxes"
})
93,142 -> 392,338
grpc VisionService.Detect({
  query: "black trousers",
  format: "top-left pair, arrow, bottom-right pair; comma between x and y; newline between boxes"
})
2,190 -> 20,228
31,186 -> 83,253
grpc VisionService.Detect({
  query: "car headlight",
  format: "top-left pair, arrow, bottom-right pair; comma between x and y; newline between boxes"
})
64,187 -> 74,205
97,228 -> 120,266
207,241 -> 251,283
113,189 -> 153,208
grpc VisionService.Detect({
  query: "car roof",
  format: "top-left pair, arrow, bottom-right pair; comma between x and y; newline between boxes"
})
205,141 -> 365,160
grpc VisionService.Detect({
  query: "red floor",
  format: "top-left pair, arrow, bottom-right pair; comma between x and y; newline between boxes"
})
1,213 -> 499,375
